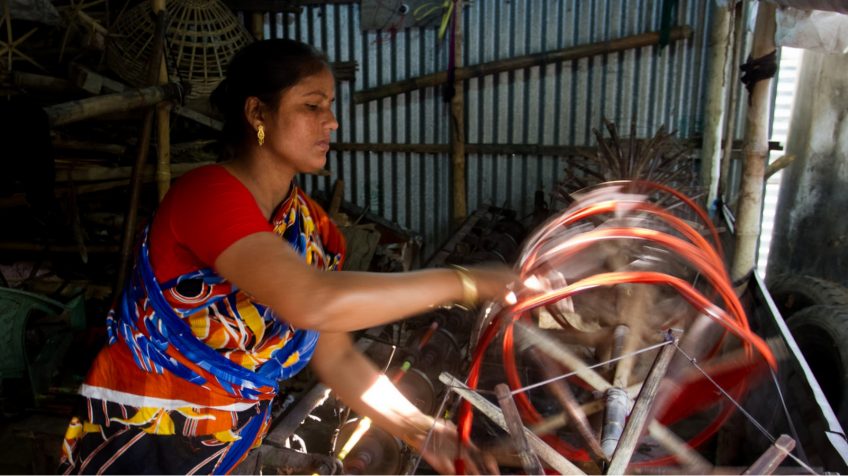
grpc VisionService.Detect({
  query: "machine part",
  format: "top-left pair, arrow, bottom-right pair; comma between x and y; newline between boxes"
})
439,372 -> 586,475
601,387 -> 630,459
0,288 -> 85,402
394,366 -> 437,415
235,445 -> 340,475
606,335 -> 677,474
743,434 -> 796,475
336,420 -> 403,475
458,181 -> 775,471
408,326 -> 462,381
766,274 -> 848,320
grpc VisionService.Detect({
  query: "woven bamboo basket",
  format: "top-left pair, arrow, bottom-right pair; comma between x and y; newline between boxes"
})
106,0 -> 254,99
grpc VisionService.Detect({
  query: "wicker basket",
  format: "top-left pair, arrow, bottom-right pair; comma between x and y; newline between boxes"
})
106,0 -> 254,99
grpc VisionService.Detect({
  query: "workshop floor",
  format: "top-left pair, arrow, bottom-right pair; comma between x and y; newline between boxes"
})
0,411 -> 68,474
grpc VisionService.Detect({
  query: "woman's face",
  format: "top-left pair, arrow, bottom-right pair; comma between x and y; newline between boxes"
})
263,66 -> 338,174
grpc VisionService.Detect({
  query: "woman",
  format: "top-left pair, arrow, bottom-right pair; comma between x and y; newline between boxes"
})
59,39 -> 512,474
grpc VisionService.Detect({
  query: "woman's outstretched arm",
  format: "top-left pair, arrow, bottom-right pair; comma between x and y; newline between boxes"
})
215,231 -> 513,332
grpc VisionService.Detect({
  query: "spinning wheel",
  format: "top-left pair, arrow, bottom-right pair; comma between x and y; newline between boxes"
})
455,181 -> 779,474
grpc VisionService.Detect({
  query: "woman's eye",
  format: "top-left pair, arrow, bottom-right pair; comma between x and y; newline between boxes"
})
306,104 -> 318,110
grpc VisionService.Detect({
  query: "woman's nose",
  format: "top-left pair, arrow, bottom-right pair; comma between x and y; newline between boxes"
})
325,110 -> 339,130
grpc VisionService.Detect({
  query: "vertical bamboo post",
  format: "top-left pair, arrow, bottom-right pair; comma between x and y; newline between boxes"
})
251,12 -> 264,40
449,2 -> 467,227
156,106 -> 171,200
730,2 -> 776,282
702,1 -> 734,209
154,0 -> 171,202
2,0 -> 12,71
114,4 -> 167,295
720,0 -> 745,200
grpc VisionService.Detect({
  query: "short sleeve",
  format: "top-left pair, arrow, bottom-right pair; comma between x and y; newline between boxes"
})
160,165 -> 273,268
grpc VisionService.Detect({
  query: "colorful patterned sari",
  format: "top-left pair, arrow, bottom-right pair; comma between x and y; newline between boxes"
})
59,185 -> 345,475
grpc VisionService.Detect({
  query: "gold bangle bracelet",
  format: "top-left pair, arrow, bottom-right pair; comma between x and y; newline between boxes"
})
450,265 -> 479,308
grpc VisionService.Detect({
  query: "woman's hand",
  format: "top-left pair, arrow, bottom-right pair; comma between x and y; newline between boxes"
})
411,419 -> 499,475
465,264 -> 518,304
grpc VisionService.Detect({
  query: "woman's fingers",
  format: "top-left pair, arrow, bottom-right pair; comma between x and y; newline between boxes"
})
468,264 -> 518,301
418,420 -> 501,475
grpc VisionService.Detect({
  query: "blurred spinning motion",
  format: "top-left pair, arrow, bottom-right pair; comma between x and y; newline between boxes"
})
456,179 -> 778,473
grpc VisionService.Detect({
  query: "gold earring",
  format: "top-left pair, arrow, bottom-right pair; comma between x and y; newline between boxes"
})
257,124 -> 265,146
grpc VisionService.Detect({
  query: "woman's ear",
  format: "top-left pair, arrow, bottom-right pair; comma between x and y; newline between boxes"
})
244,96 -> 266,130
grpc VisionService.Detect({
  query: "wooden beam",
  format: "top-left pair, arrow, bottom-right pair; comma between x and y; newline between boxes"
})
701,2 -> 734,207
0,242 -> 119,254
354,26 -> 693,103
449,6 -> 466,227
44,83 -> 183,127
731,2 -> 776,283
70,63 -> 128,94
114,5 -> 168,295
11,71 -> 76,94
765,154 -> 796,179
329,140 -> 775,157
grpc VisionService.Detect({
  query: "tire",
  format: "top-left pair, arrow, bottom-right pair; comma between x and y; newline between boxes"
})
787,305 -> 848,430
766,274 -> 848,320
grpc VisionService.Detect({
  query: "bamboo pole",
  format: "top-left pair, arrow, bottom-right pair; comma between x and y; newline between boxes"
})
720,0 -> 747,201
606,337 -> 678,475
154,0 -> 171,202
765,154 -> 796,179
156,103 -> 172,202
56,161 -> 213,183
329,140 -> 768,157
70,63 -> 128,94
53,139 -> 126,156
449,5 -> 467,227
0,242 -> 119,253
11,71 -> 76,93
114,6 -> 167,295
730,2 -> 776,283
331,142 -> 594,156
354,26 -> 693,104
702,2 -> 734,208
329,179 -> 344,219
251,12 -> 264,40
43,83 -> 182,127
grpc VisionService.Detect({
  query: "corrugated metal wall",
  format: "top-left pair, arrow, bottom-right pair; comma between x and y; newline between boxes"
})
242,0 -> 714,259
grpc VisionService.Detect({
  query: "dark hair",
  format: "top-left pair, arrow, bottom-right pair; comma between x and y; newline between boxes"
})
211,39 -> 330,149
